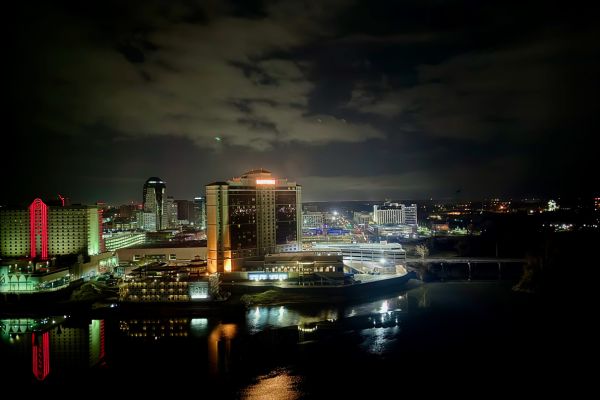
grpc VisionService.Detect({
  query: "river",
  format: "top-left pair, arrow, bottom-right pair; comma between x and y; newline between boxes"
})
0,280 -> 566,395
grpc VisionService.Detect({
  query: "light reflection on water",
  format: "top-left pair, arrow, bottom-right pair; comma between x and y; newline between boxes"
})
245,305 -> 340,333
4,282 -> 504,386
360,325 -> 401,354
241,368 -> 301,400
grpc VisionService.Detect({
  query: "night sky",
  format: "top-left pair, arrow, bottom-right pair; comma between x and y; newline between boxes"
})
6,0 -> 598,204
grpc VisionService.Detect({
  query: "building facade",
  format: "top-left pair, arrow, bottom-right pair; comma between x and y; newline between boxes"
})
311,242 -> 407,264
206,169 -> 302,273
136,211 -> 157,231
142,177 -> 166,231
116,241 -> 207,264
0,198 -> 102,259
103,232 -> 146,252
165,196 -> 178,228
302,211 -> 324,228
193,196 -> 206,229
353,211 -> 372,226
373,202 -> 418,226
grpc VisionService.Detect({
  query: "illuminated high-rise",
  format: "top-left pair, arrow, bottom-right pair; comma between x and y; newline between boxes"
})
142,177 -> 166,231
0,198 -> 103,259
206,169 -> 302,273
373,202 -> 418,226
193,196 -> 206,229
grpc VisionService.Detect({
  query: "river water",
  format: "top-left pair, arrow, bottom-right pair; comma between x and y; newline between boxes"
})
0,281 -> 567,395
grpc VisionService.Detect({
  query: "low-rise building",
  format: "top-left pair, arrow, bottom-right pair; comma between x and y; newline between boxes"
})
311,242 -> 406,264
116,240 -> 207,264
103,232 -> 146,251
0,260 -> 70,293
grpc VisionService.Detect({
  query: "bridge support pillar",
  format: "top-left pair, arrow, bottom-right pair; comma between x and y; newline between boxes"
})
498,262 -> 502,280
440,262 -> 444,281
467,262 -> 472,281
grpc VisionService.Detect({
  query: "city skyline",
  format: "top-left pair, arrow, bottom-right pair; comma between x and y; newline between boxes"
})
6,1 -> 598,204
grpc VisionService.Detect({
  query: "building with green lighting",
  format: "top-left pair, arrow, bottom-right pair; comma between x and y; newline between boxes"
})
0,198 -> 103,259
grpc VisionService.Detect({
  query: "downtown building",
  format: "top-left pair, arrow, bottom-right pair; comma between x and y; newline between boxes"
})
302,211 -> 324,228
373,202 -> 418,226
0,198 -> 103,259
206,169 -> 302,273
142,177 -> 166,231
103,232 -> 147,252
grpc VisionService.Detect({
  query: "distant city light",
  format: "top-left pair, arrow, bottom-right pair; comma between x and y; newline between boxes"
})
256,179 -> 276,185
215,136 -> 221,141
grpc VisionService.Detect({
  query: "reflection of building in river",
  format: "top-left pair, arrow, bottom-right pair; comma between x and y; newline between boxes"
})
417,286 -> 430,308
119,275 -> 217,302
0,317 -> 105,381
116,317 -> 237,377
119,318 -> 190,339
209,324 -> 237,376
32,331 -> 50,380
50,320 -> 105,370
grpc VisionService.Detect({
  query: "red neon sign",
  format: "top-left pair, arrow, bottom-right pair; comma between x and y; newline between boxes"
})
29,198 -> 48,259
32,331 -> 50,381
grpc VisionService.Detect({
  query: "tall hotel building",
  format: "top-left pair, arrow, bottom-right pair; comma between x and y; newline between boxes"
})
143,177 -> 166,231
373,202 -> 418,226
0,198 -> 103,259
206,169 -> 302,273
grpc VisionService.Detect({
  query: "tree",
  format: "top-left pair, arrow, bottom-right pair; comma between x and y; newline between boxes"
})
415,244 -> 430,281
415,244 -> 429,259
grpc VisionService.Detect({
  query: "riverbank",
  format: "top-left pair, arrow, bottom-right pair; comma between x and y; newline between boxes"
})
238,272 -> 417,306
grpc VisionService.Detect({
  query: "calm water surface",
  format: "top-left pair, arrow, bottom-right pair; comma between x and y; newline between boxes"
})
0,281 -> 564,395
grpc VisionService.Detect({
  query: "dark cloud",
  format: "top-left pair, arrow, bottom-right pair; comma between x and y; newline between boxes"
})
5,0 -> 598,204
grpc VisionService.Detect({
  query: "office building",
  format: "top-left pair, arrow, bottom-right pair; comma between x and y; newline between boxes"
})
136,211 -> 157,231
206,169 -> 301,273
143,177 -> 166,231
165,196 -> 178,228
193,196 -> 206,229
175,199 -> 193,224
303,211 -> 324,228
103,232 -> 146,252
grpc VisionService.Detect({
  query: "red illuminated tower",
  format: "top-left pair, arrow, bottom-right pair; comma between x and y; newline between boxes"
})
28,198 -> 48,259
32,331 -> 50,381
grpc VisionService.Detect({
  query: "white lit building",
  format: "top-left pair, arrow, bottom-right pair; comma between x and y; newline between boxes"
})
373,202 -> 418,226
311,242 -> 407,264
303,212 -> 324,228
136,211 -> 157,231
103,232 -> 146,252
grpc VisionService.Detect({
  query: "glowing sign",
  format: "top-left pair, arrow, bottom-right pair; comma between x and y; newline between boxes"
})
32,332 -> 50,381
256,179 -> 276,185
29,198 -> 48,259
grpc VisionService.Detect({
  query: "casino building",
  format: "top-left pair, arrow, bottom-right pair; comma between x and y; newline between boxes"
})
206,169 -> 302,273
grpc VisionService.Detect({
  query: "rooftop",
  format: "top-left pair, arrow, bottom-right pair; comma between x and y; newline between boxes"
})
241,168 -> 272,177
